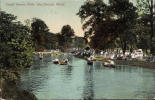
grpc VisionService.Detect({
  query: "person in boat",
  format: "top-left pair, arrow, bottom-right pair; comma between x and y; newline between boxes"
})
109,60 -> 115,65
88,56 -> 93,61
39,52 -> 43,59
103,60 -> 115,68
53,58 -> 59,64
54,59 -> 59,62
87,57 -> 91,61
87,56 -> 93,65
64,58 -> 68,63
59,58 -> 68,65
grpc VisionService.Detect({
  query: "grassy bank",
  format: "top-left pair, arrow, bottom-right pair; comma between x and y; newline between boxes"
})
95,57 -> 155,68
0,68 -> 38,100
114,60 -> 155,69
33,51 -> 64,55
94,56 -> 109,61
93,56 -> 155,69
0,79 -> 37,100
75,55 -> 155,69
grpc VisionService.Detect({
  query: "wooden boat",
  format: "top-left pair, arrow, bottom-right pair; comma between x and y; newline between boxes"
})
39,53 -> 43,60
59,61 -> 67,65
102,60 -> 115,68
52,59 -> 59,64
87,60 -> 93,65
64,59 -> 68,63
39,57 -> 43,60
59,58 -> 69,65
87,56 -> 96,61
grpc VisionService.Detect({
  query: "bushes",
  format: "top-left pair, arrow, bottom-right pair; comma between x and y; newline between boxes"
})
0,11 -> 34,69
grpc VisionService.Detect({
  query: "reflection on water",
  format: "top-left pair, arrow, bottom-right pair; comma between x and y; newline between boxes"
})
83,64 -> 94,99
19,54 -> 155,99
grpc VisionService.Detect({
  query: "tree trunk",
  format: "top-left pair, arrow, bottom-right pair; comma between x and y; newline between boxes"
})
150,0 -> 154,54
123,41 -> 127,56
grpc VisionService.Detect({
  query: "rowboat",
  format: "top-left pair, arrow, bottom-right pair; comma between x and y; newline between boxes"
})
52,59 -> 59,64
102,60 -> 115,68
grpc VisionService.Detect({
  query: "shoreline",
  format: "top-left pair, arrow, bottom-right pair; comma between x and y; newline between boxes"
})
74,55 -> 155,69
114,60 -> 155,69
34,52 -> 155,69
0,68 -> 38,100
33,51 -> 64,55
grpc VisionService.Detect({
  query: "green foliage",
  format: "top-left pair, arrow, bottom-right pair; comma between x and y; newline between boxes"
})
73,36 -> 86,48
136,0 -> 154,54
56,33 -> 65,48
77,0 -> 109,39
137,0 -> 155,53
136,0 -> 152,15
60,25 -> 75,49
77,0 -> 116,49
61,25 -> 74,37
45,32 -> 59,49
77,0 -> 138,52
0,11 -> 34,68
31,18 -> 49,51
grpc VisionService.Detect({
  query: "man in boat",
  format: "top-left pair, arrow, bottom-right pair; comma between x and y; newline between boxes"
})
103,60 -> 115,68
53,58 -> 59,64
59,58 -> 68,65
39,52 -> 43,59
64,58 -> 68,63
87,56 -> 93,65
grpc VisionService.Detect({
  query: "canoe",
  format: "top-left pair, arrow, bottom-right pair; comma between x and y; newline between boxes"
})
87,60 -> 93,65
53,61 -> 59,64
102,60 -> 115,68
59,61 -> 67,65
52,59 -> 59,64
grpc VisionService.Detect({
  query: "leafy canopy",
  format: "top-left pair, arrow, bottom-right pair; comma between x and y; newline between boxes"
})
0,11 -> 34,68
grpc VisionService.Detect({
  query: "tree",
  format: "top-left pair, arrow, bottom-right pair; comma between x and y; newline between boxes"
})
31,18 -> 49,51
61,25 -> 74,37
45,32 -> 59,49
136,0 -> 154,54
77,0 -> 116,50
109,0 -> 138,54
61,25 -> 75,49
56,33 -> 65,49
89,19 -> 119,49
0,11 -> 34,68
77,0 -> 138,54
134,17 -> 151,54
24,19 -> 33,29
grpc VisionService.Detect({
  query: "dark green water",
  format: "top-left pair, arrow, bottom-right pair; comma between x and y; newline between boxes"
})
19,54 -> 155,99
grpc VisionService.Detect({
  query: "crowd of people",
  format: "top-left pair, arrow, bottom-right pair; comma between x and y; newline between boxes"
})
70,48 -> 155,62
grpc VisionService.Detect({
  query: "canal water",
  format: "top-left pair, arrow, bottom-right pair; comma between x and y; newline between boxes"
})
18,54 -> 155,99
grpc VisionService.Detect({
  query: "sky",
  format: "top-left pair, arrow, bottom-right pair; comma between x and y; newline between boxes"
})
1,0 -> 86,36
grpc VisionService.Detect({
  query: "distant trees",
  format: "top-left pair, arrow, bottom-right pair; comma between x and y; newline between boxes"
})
61,25 -> 75,37
56,33 -> 65,49
45,32 -> 59,49
30,20 -> 79,51
31,18 -> 49,51
61,25 -> 75,49
0,11 -> 34,68
30,22 -> 77,51
136,0 -> 155,54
